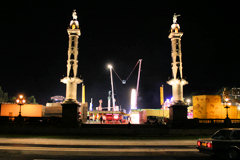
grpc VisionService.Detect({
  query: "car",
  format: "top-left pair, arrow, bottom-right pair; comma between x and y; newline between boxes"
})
146,116 -> 166,125
197,128 -> 240,160
146,116 -> 158,124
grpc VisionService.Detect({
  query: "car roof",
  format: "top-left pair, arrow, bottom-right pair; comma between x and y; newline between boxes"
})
220,128 -> 240,131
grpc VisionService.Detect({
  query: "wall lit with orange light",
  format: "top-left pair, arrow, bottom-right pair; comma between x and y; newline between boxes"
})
140,109 -> 169,118
193,95 -> 240,119
0,104 -> 43,117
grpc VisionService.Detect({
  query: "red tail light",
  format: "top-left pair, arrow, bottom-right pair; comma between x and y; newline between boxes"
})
207,142 -> 212,148
197,141 -> 201,146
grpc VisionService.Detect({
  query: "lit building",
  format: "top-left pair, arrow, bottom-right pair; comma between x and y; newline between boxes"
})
50,96 -> 65,103
142,109 -> 169,118
192,95 -> 240,119
44,96 -> 64,117
222,87 -> 240,106
230,88 -> 240,100
0,104 -> 43,117
88,110 -> 128,124
44,103 -> 62,117
130,109 -> 169,124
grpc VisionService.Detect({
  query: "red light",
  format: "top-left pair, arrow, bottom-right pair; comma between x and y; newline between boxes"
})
207,142 -> 212,148
197,141 -> 201,146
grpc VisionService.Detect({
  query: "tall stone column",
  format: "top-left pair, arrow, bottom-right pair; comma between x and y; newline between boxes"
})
167,13 -> 188,104
167,14 -> 188,126
61,10 -> 82,126
61,10 -> 82,102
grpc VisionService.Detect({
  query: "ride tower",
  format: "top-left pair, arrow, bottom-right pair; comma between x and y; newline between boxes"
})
61,9 -> 83,103
167,13 -> 188,104
167,13 -> 188,123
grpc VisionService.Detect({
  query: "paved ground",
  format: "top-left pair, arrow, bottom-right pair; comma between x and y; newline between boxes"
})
0,138 -> 212,160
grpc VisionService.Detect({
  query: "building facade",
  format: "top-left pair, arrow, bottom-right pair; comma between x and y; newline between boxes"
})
0,104 -> 43,117
192,95 -> 240,119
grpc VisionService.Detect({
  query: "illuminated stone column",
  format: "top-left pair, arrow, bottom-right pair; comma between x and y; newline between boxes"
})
61,10 -> 82,102
167,13 -> 188,104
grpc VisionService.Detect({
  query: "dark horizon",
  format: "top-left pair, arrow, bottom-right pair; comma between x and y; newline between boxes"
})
0,1 -> 239,109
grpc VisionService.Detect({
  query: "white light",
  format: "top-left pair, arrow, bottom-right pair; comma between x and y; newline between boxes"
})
131,89 -> 137,110
90,100 -> 93,111
107,64 -> 113,69
225,98 -> 229,102
186,98 -> 191,104
238,106 -> 240,111
113,114 -> 119,120
131,113 -> 140,124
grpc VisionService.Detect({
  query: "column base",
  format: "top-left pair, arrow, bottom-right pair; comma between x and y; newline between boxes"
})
168,103 -> 188,127
61,99 -> 80,127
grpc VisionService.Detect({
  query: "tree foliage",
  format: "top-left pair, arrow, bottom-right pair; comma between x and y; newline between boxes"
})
27,96 -> 37,104
0,86 -> 37,104
0,86 -> 8,103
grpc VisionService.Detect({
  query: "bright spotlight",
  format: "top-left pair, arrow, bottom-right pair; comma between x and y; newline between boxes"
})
131,88 -> 137,110
225,98 -> 229,102
186,98 -> 191,105
107,64 -> 113,69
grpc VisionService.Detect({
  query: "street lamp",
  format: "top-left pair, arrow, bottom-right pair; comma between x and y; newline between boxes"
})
224,98 -> 231,126
186,98 -> 191,106
224,98 -> 230,119
108,64 -> 115,111
16,94 -> 26,117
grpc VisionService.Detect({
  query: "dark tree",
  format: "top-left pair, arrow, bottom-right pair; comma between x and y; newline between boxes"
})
27,96 -> 37,104
0,86 -> 8,103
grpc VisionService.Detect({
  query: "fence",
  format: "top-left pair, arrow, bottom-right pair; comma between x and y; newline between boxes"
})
196,119 -> 240,124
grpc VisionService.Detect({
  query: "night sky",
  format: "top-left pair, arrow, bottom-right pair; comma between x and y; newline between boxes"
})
0,1 -> 239,110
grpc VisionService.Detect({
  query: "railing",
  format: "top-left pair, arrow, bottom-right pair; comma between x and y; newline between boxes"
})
196,119 -> 240,124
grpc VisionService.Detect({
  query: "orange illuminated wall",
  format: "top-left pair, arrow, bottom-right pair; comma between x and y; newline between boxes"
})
140,109 -> 169,118
0,104 -> 43,117
193,95 -> 239,119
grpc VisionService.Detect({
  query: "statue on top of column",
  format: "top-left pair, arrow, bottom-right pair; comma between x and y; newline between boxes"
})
173,13 -> 180,24
72,9 -> 78,20
70,9 -> 79,29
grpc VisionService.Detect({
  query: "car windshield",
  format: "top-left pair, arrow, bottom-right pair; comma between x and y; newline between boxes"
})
211,130 -> 231,140
231,130 -> 240,140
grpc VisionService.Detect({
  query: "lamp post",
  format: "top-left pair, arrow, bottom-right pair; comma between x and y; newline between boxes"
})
224,98 -> 231,126
224,105 -> 230,119
16,94 -> 26,117
108,64 -> 115,111
224,98 -> 230,119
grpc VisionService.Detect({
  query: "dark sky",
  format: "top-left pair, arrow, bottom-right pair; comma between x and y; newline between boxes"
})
0,1 -> 239,110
